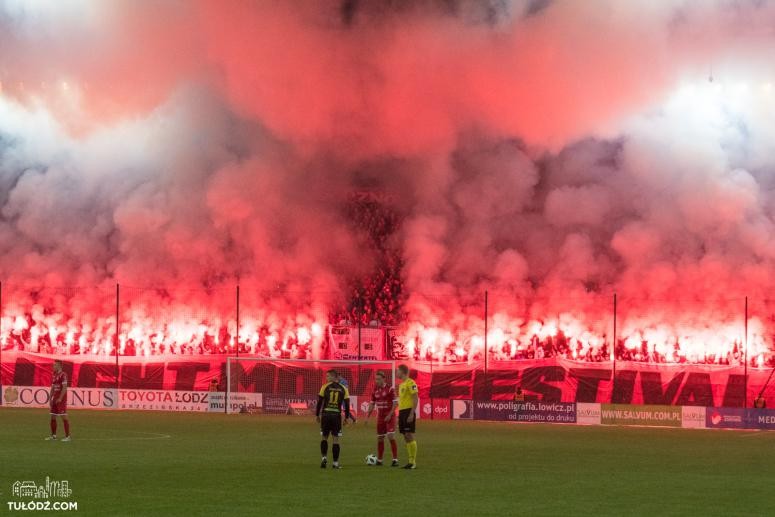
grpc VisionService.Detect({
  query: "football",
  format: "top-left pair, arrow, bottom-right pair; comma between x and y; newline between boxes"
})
365,454 -> 378,465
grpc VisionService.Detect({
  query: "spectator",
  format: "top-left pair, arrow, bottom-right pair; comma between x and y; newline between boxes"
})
209,378 -> 220,392
513,386 -> 525,402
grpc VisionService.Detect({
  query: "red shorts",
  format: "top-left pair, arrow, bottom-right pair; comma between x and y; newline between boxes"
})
50,399 -> 67,416
376,411 -> 396,436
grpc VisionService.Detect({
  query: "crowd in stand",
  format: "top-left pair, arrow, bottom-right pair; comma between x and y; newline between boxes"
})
330,192 -> 405,327
4,194 -> 775,367
390,331 -> 775,367
0,320 -> 312,359
3,314 -> 775,367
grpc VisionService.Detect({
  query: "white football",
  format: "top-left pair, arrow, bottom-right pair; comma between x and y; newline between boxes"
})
365,454 -> 378,465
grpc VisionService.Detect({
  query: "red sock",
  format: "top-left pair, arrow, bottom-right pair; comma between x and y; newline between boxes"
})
390,439 -> 398,459
50,419 -> 57,436
377,440 -> 385,460
63,419 -> 70,437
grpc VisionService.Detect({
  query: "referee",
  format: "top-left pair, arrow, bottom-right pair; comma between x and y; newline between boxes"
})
396,364 -> 419,469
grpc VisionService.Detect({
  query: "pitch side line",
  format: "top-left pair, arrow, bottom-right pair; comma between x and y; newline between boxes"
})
73,431 -> 172,441
19,431 -> 172,442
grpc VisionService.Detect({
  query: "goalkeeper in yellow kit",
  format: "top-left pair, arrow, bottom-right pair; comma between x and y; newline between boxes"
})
396,364 -> 419,469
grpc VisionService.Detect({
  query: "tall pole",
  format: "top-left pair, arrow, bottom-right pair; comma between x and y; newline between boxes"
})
0,281 -> 3,404
430,354 -> 434,420
115,283 -> 120,390
236,285 -> 240,359
484,290 -> 489,397
356,292 -> 363,396
357,293 -> 362,361
225,359 -> 230,415
744,296 -> 749,408
612,293 -> 617,403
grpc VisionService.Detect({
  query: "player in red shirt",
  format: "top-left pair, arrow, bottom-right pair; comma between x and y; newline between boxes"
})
46,360 -> 71,442
365,370 -> 399,466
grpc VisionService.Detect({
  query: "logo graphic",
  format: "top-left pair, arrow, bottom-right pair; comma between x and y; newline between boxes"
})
361,401 -> 370,413
11,478 -> 72,499
423,403 -> 432,415
452,400 -> 473,419
576,403 -> 602,425
711,412 -> 722,425
681,406 -> 706,428
4,387 -> 19,404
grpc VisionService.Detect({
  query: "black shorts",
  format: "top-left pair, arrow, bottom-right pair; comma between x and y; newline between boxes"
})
320,412 -> 342,437
398,408 -> 416,434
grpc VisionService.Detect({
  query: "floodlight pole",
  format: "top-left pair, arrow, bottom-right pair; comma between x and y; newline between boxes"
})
225,359 -> 230,415
430,354 -> 434,420
484,290 -> 489,397
115,283 -> 120,390
0,281 -> 3,405
612,293 -> 617,403
356,292 -> 363,395
744,296 -> 748,408
236,285 -> 240,359
357,293 -> 362,361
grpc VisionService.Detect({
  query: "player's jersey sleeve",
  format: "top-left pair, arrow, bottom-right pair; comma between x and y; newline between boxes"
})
62,374 -> 68,388
389,387 -> 397,402
371,389 -> 377,403
319,383 -> 329,397
343,387 -> 350,399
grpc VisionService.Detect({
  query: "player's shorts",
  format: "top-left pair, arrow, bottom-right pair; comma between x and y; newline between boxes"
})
398,408 -> 416,434
50,399 -> 67,416
320,412 -> 342,437
376,411 -> 396,436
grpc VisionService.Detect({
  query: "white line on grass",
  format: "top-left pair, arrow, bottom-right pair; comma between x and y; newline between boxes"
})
738,430 -> 775,438
73,431 -> 172,441
23,431 -> 172,442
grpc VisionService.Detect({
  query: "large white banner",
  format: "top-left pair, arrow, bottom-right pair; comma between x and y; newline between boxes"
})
119,389 -> 217,412
209,392 -> 263,414
681,406 -> 706,429
2,386 -> 260,413
576,403 -> 602,425
3,386 -> 117,410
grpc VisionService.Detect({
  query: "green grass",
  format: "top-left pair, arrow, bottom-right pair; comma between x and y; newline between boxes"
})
1,408 -> 774,516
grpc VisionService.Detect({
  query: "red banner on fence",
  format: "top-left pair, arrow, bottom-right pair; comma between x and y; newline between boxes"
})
1,352 -> 773,407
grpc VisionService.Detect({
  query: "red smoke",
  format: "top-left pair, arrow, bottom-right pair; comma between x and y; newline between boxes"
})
1,1 -> 775,362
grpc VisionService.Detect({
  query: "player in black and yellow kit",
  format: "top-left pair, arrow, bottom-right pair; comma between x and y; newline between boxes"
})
316,369 -> 356,469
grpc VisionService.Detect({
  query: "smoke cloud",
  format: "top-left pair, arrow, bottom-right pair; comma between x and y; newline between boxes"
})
2,0 -> 775,358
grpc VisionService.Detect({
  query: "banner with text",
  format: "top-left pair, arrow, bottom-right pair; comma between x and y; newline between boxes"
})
3,385 -> 117,410
576,403 -> 602,425
1,385 -> 259,412
420,399 -> 451,420
748,409 -> 775,430
601,404 -> 682,427
327,326 -> 385,361
472,400 -> 577,423
705,407 -> 775,430
3,352 -> 774,407
681,406 -> 707,429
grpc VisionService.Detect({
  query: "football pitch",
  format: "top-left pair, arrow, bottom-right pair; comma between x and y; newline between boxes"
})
1,408 -> 774,516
